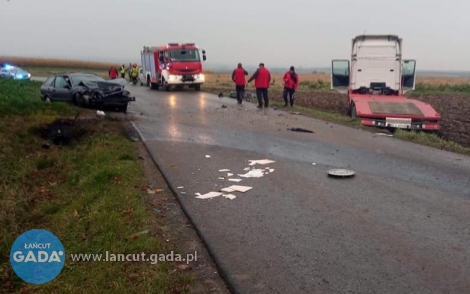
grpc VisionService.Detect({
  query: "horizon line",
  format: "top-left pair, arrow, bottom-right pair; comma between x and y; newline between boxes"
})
0,54 -> 468,73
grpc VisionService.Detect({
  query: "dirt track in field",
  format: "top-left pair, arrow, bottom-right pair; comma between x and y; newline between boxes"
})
210,87 -> 470,148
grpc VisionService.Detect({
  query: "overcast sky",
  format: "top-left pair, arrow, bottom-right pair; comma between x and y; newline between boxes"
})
1,0 -> 470,70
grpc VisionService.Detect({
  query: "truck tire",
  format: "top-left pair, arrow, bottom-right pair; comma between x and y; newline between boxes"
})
162,79 -> 170,91
195,84 -> 201,91
351,104 -> 357,118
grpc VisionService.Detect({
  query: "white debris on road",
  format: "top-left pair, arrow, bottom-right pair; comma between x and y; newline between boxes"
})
226,185 -> 253,193
195,158 -> 275,200
248,159 -> 275,166
223,194 -> 237,200
221,187 -> 235,192
177,186 -> 184,189
196,192 -> 223,199
238,169 -> 265,178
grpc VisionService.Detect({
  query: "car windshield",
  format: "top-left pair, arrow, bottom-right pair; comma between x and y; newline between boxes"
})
169,49 -> 200,62
70,74 -> 105,86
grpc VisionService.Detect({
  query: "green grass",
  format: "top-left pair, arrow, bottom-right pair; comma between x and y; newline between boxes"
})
393,129 -> 470,155
411,83 -> 470,95
0,79 -> 192,293
25,67 -> 109,79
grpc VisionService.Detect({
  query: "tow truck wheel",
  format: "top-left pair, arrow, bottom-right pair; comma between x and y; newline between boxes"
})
350,104 -> 357,119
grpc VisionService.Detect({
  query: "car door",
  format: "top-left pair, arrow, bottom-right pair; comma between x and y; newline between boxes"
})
0,69 -> 9,78
41,76 -> 55,99
52,76 -> 73,101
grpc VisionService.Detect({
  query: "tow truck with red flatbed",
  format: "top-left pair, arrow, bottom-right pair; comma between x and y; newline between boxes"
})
331,34 -> 441,131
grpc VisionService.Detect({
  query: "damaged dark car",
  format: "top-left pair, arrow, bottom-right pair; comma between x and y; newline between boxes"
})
40,73 -> 135,112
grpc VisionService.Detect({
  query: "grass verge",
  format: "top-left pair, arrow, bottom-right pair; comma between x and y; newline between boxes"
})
202,86 -> 470,155
0,79 -> 193,293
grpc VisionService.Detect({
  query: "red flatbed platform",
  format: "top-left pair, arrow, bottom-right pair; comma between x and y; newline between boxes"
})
350,94 -> 441,130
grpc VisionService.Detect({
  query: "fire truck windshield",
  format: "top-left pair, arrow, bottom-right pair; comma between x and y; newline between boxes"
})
169,49 -> 200,62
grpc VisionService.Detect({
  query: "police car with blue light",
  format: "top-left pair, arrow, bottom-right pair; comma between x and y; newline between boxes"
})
0,63 -> 31,80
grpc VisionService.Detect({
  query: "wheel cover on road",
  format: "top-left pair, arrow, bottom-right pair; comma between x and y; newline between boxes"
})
327,168 -> 356,178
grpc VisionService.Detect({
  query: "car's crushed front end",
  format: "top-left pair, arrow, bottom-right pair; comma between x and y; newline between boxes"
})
77,78 -> 136,108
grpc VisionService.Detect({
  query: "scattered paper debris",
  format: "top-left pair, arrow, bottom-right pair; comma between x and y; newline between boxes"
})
181,192 -> 186,195
269,169 -> 274,173
312,163 -> 316,165
196,192 -> 223,199
195,193 -> 201,196
221,187 -> 235,192
228,178 -> 242,182
223,194 -> 237,200
227,173 -> 233,177
243,167 -> 250,171
248,159 -> 275,166
238,169 -> 265,178
177,186 -> 184,189
205,155 -> 211,158
227,185 -> 253,193
146,188 -> 163,194
218,177 -> 225,180
219,169 -> 230,172
375,133 -> 393,137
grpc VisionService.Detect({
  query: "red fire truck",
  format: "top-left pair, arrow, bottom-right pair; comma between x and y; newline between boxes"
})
140,43 -> 206,91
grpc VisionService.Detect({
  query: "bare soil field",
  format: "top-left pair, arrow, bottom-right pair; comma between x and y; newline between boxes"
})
1,57 -> 468,147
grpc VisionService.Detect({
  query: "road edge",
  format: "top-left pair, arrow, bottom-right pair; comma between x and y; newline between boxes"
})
130,122 -> 241,294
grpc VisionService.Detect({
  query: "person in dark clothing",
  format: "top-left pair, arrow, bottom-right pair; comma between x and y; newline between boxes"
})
282,66 -> 300,107
247,63 -> 271,108
232,63 -> 248,104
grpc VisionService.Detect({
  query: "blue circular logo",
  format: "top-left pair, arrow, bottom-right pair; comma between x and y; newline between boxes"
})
10,229 -> 65,284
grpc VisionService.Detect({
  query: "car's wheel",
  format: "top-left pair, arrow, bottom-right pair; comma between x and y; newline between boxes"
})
118,104 -> 128,113
75,93 -> 85,107
194,84 -> 201,91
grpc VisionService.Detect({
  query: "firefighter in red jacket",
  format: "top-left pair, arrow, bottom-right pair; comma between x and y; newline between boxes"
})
232,63 -> 248,104
108,66 -> 118,79
247,63 -> 271,108
283,66 -> 299,107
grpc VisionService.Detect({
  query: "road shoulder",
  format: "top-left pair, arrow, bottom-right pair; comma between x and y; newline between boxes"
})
124,121 -> 232,294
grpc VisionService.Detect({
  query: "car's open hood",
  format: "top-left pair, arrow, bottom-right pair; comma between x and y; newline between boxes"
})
78,78 -> 127,90
78,79 -> 127,96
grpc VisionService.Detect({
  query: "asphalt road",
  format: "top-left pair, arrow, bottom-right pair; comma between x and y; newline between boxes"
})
36,76 -> 470,293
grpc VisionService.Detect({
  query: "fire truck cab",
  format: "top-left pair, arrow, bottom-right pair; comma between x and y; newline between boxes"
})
141,43 -> 206,91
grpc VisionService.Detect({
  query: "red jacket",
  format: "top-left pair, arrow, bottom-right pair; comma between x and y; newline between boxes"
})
248,67 -> 271,88
232,68 -> 248,86
109,68 -> 118,79
283,71 -> 299,90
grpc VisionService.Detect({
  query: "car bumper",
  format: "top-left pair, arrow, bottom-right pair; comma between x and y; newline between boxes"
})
166,74 -> 204,85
